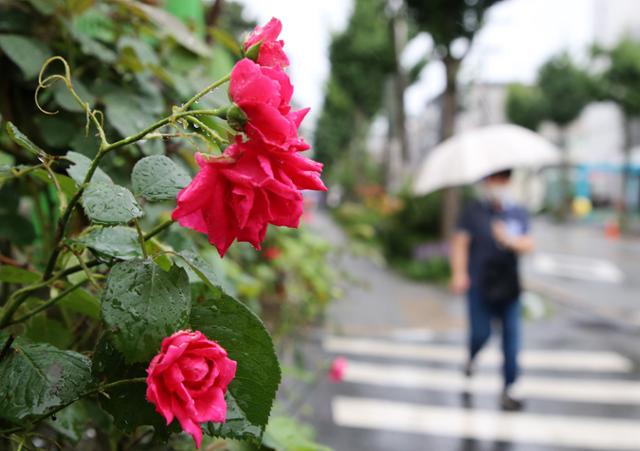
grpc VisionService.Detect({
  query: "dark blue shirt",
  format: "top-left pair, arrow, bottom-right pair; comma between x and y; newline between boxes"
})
456,199 -> 530,288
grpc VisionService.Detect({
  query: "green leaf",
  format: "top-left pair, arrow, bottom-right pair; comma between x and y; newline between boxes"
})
76,226 -> 142,260
26,0 -> 63,15
5,122 -> 47,158
45,399 -> 112,442
101,260 -> 191,363
175,250 -> 230,297
103,90 -> 163,155
81,182 -> 143,225
35,114 -> 80,148
131,155 -> 191,201
65,151 -> 112,185
262,416 -> 332,451
0,339 -> 92,424
0,213 -> 35,245
32,168 -> 78,200
0,265 -> 40,284
57,286 -> 101,319
25,316 -> 73,348
0,35 -> 52,79
205,392 -> 263,442
191,293 -> 281,440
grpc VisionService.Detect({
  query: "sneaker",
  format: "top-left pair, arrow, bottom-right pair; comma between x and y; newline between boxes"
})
501,392 -> 524,411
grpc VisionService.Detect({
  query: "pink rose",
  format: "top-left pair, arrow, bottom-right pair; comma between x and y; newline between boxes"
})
146,330 -> 237,448
229,58 -> 309,152
328,357 -> 348,383
243,17 -> 289,69
171,140 -> 326,257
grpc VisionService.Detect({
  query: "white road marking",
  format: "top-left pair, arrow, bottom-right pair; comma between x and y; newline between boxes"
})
343,361 -> 640,404
323,336 -> 633,373
531,252 -> 624,283
332,397 -> 640,450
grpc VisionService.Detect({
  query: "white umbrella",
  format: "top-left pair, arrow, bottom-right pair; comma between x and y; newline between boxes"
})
413,124 -> 561,196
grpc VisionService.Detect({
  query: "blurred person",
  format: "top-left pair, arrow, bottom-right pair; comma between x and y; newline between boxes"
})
449,169 -> 534,411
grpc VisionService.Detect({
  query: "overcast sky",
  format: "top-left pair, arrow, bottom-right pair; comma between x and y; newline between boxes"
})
237,0 -> 637,120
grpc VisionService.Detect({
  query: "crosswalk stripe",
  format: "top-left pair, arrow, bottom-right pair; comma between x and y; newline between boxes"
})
324,336 -> 633,373
332,396 -> 640,450
343,361 -> 640,404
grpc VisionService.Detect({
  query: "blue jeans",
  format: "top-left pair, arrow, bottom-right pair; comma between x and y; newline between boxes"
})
467,287 -> 521,388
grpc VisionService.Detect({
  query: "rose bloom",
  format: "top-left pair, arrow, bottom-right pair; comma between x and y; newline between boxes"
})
328,357 -> 348,383
172,140 -> 326,257
243,17 -> 289,69
146,330 -> 237,448
229,58 -> 309,152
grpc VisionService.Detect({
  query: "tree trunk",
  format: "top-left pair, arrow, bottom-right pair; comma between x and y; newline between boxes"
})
440,55 -> 461,238
391,13 -> 410,164
619,115 -> 632,230
557,128 -> 571,221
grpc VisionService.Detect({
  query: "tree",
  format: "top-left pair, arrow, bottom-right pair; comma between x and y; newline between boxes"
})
537,53 -> 592,219
405,0 -> 504,237
505,83 -> 547,131
314,0 -> 395,191
596,38 -> 640,226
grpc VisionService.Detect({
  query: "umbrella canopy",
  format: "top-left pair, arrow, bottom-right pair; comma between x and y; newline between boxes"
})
413,124 -> 561,195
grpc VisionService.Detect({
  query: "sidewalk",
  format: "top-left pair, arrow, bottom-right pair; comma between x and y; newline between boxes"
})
310,211 -> 464,338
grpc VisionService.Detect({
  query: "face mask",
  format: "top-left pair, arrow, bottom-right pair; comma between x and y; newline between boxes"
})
483,184 -> 512,204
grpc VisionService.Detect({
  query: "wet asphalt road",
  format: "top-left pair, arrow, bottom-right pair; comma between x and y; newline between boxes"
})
300,214 -> 640,451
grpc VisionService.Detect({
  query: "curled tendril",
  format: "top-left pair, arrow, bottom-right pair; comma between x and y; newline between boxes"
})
35,56 -> 73,115
34,56 -> 108,146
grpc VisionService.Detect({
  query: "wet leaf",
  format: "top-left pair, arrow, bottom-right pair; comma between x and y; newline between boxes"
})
65,151 -> 112,185
101,259 -> 191,363
0,338 -> 92,424
5,122 -> 47,158
81,182 -> 143,225
0,34 -> 52,79
131,155 -> 191,201
76,226 -> 142,260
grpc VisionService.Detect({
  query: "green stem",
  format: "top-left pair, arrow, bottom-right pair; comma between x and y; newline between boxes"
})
6,281 -> 85,326
0,261 -> 99,328
143,219 -> 174,242
42,148 -> 107,280
134,219 -> 149,258
178,74 -> 231,113
0,377 -> 147,436
102,108 -> 228,155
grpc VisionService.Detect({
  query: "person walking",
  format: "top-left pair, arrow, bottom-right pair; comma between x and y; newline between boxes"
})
449,169 -> 534,410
